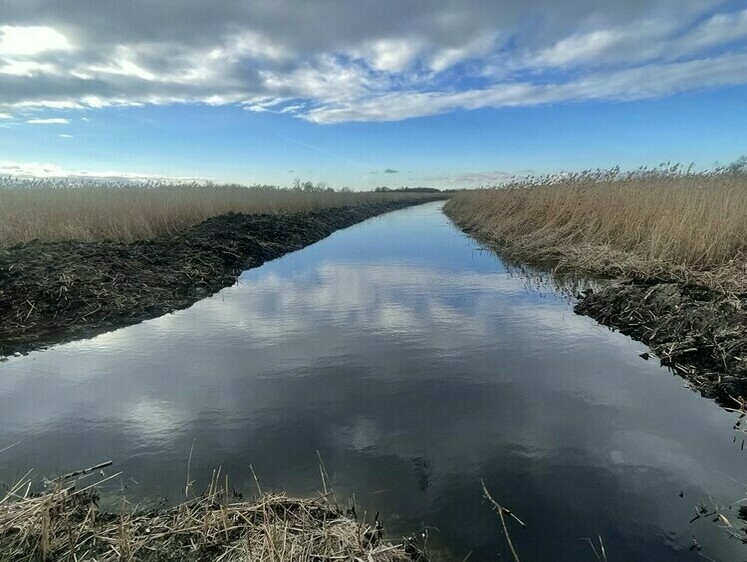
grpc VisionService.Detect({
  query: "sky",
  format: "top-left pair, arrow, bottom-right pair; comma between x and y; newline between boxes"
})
0,0 -> 746,189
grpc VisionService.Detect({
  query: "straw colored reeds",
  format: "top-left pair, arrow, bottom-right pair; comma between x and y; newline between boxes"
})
0,464 -> 425,562
444,168 -> 747,292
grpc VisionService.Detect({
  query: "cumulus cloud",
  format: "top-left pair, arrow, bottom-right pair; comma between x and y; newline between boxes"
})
0,1 -> 744,122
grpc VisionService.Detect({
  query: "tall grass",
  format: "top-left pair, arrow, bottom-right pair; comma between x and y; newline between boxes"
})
0,180 -> 439,246
444,169 -> 747,289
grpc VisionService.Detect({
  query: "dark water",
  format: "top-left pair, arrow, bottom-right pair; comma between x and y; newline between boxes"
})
2,201 -> 746,560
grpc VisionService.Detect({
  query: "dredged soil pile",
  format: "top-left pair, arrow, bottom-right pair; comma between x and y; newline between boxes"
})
445,207 -> 747,409
575,281 -> 747,407
0,200 -> 434,358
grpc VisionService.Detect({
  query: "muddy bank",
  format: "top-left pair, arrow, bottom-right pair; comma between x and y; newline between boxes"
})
0,199 -> 436,358
445,210 -> 747,408
576,282 -> 747,406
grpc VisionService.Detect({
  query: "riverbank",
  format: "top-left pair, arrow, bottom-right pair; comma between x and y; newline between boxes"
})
444,171 -> 747,407
0,469 -> 427,561
0,199 -> 440,358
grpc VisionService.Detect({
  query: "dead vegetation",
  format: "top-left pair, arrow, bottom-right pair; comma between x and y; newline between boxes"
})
0,462 -> 426,562
0,179 -> 442,247
575,281 -> 747,405
444,167 -> 747,405
444,167 -> 747,292
0,200 -> 435,358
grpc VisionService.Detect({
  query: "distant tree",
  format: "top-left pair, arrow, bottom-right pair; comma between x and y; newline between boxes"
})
340,186 -> 352,193
291,178 -> 302,192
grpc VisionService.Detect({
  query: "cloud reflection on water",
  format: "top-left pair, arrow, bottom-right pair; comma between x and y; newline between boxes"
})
0,202 -> 744,560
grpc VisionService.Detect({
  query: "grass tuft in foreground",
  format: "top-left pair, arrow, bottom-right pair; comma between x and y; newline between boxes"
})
0,466 -> 425,562
444,168 -> 747,292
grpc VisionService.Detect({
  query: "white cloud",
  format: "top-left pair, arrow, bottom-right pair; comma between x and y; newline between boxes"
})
683,7 -> 747,54
303,52 -> 747,123
26,118 -> 70,124
87,46 -> 156,81
0,1 -> 744,123
428,33 -> 498,72
0,160 -> 201,181
419,170 -> 517,185
0,160 -> 69,177
0,113 -> 10,119
0,26 -> 71,56
360,38 -> 423,72
59,134 -> 73,138
0,60 -> 56,76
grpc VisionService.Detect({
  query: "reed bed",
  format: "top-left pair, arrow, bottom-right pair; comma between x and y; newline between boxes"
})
444,169 -> 747,291
0,179 -> 440,247
0,465 -> 423,562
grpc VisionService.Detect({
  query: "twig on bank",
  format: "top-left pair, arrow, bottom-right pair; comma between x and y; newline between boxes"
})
51,460 -> 113,483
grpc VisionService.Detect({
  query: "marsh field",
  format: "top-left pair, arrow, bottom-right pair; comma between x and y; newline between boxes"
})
2,175 -> 747,560
0,180 -> 441,247
444,169 -> 747,290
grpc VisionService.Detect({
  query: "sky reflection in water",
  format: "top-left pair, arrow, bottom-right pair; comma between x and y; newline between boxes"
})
1,202 -> 745,560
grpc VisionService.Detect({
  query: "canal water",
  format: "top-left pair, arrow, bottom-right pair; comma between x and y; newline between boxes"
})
1,201 -> 746,560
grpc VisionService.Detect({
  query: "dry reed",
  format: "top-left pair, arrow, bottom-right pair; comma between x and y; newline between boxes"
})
444,168 -> 747,291
0,465 -> 423,562
0,179 -> 441,247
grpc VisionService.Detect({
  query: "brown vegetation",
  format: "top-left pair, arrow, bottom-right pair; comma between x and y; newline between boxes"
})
444,168 -> 747,406
0,179 -> 441,247
0,464 -> 425,562
0,199 -> 436,357
444,168 -> 747,291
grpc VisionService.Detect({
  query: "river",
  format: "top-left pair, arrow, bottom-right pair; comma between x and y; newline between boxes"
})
1,201 -> 745,560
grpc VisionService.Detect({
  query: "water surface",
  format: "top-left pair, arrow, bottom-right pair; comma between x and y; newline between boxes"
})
1,202 -> 746,560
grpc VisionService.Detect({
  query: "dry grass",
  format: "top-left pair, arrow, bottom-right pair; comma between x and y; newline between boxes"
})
444,169 -> 747,291
0,465 -> 422,562
0,179 -> 440,247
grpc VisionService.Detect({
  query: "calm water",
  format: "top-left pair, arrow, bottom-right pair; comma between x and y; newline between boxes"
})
2,201 -> 746,560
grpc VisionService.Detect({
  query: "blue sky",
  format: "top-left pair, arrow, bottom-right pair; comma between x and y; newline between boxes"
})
0,1 -> 746,189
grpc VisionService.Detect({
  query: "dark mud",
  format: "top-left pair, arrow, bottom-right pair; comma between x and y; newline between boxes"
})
576,282 -> 747,407
444,210 -> 747,409
0,199 -> 436,358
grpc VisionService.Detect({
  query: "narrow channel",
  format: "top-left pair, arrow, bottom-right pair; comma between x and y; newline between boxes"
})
1,201 -> 744,560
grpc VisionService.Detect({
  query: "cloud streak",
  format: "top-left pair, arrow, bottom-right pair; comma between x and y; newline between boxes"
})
26,118 -> 70,124
0,1 -> 744,123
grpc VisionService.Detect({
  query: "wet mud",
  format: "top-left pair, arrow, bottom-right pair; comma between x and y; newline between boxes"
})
576,281 -> 747,407
0,200 -> 435,358
445,210 -> 747,408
